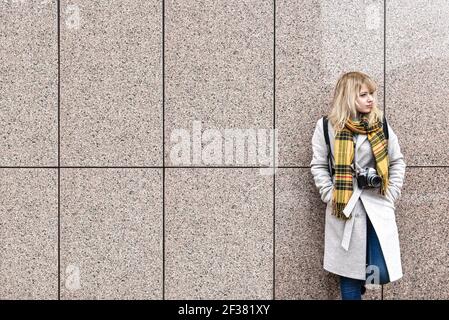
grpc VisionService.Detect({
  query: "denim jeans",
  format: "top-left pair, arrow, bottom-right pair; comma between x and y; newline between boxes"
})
366,216 -> 390,285
340,276 -> 365,300
340,216 -> 390,300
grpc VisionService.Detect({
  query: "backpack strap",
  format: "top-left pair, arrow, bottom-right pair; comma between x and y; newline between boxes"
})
383,115 -> 389,139
322,116 -> 335,176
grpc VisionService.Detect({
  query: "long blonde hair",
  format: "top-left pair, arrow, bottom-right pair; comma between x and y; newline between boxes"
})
328,71 -> 383,131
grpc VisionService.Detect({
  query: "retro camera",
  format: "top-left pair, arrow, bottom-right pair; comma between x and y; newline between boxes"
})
356,167 -> 382,189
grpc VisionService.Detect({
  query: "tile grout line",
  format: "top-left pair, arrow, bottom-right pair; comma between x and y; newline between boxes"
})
273,0 -> 276,301
162,0 -> 166,301
1,165 -> 448,169
57,0 -> 61,301
382,0 -> 386,300
383,0 -> 386,118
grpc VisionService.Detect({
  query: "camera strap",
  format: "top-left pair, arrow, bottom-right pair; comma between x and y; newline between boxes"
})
322,116 -> 335,176
383,115 -> 389,139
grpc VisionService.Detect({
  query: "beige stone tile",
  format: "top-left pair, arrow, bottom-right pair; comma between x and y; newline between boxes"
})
165,0 -> 273,167
165,168 -> 273,299
60,0 -> 162,166
383,168 -> 449,299
0,169 -> 58,299
0,1 -> 57,166
386,0 -> 449,165
275,168 -> 382,299
277,0 -> 384,166
60,169 -> 163,299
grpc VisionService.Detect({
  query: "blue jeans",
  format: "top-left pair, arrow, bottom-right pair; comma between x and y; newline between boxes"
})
340,276 -> 365,300
340,216 -> 390,300
366,216 -> 390,285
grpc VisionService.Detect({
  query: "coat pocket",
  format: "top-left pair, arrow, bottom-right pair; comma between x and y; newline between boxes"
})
362,188 -> 396,211
383,193 -> 395,210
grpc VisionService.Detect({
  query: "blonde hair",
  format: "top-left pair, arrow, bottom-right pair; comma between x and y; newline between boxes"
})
328,71 -> 383,131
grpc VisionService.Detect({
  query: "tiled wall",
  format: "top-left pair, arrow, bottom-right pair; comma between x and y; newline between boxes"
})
0,0 -> 447,300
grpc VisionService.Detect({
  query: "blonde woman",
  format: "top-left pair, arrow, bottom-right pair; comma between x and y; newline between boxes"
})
310,71 -> 406,300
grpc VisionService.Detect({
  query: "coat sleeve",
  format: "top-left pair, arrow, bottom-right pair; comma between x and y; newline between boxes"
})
386,123 -> 406,203
310,118 -> 334,204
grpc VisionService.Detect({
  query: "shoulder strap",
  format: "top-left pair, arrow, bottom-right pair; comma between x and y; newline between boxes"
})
322,116 -> 334,176
323,116 -> 330,147
383,115 -> 389,139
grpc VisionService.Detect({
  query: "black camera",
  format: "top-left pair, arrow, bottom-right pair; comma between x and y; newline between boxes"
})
356,167 -> 382,189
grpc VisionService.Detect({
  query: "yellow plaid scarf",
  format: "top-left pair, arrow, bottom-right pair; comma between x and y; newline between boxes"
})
332,116 -> 389,219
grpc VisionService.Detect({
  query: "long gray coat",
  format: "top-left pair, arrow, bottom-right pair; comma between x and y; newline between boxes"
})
310,118 -> 406,281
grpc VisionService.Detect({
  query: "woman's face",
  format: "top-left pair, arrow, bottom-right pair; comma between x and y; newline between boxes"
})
355,84 -> 374,114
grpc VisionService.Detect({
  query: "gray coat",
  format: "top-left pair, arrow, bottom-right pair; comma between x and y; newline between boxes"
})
310,118 -> 406,281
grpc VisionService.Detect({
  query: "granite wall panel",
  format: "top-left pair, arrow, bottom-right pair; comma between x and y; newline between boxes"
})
386,0 -> 449,165
165,0 -> 273,167
60,169 -> 163,299
276,0 -> 384,166
60,0 -> 162,166
0,169 -> 58,299
275,168 -> 381,300
165,168 -> 272,299
0,1 -> 58,166
383,168 -> 449,300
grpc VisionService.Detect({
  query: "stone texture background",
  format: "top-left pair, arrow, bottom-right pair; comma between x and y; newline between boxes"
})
0,0 -> 447,299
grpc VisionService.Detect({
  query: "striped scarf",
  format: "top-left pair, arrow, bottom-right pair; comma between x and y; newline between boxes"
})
332,116 -> 389,219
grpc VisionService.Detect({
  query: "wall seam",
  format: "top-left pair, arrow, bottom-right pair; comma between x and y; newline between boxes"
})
382,0 -> 386,301
162,0 -> 166,301
57,0 -> 61,301
1,165 -> 448,169
273,0 -> 276,301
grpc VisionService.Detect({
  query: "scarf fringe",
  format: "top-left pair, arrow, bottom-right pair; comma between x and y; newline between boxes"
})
380,179 -> 388,196
332,201 -> 351,220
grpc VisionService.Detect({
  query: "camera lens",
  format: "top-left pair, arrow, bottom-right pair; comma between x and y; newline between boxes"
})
369,175 -> 382,188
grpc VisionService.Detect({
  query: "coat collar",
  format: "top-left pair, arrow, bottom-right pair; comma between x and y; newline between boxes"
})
327,121 -> 368,154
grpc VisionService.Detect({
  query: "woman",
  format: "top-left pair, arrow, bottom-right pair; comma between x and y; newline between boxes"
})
310,71 -> 406,300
